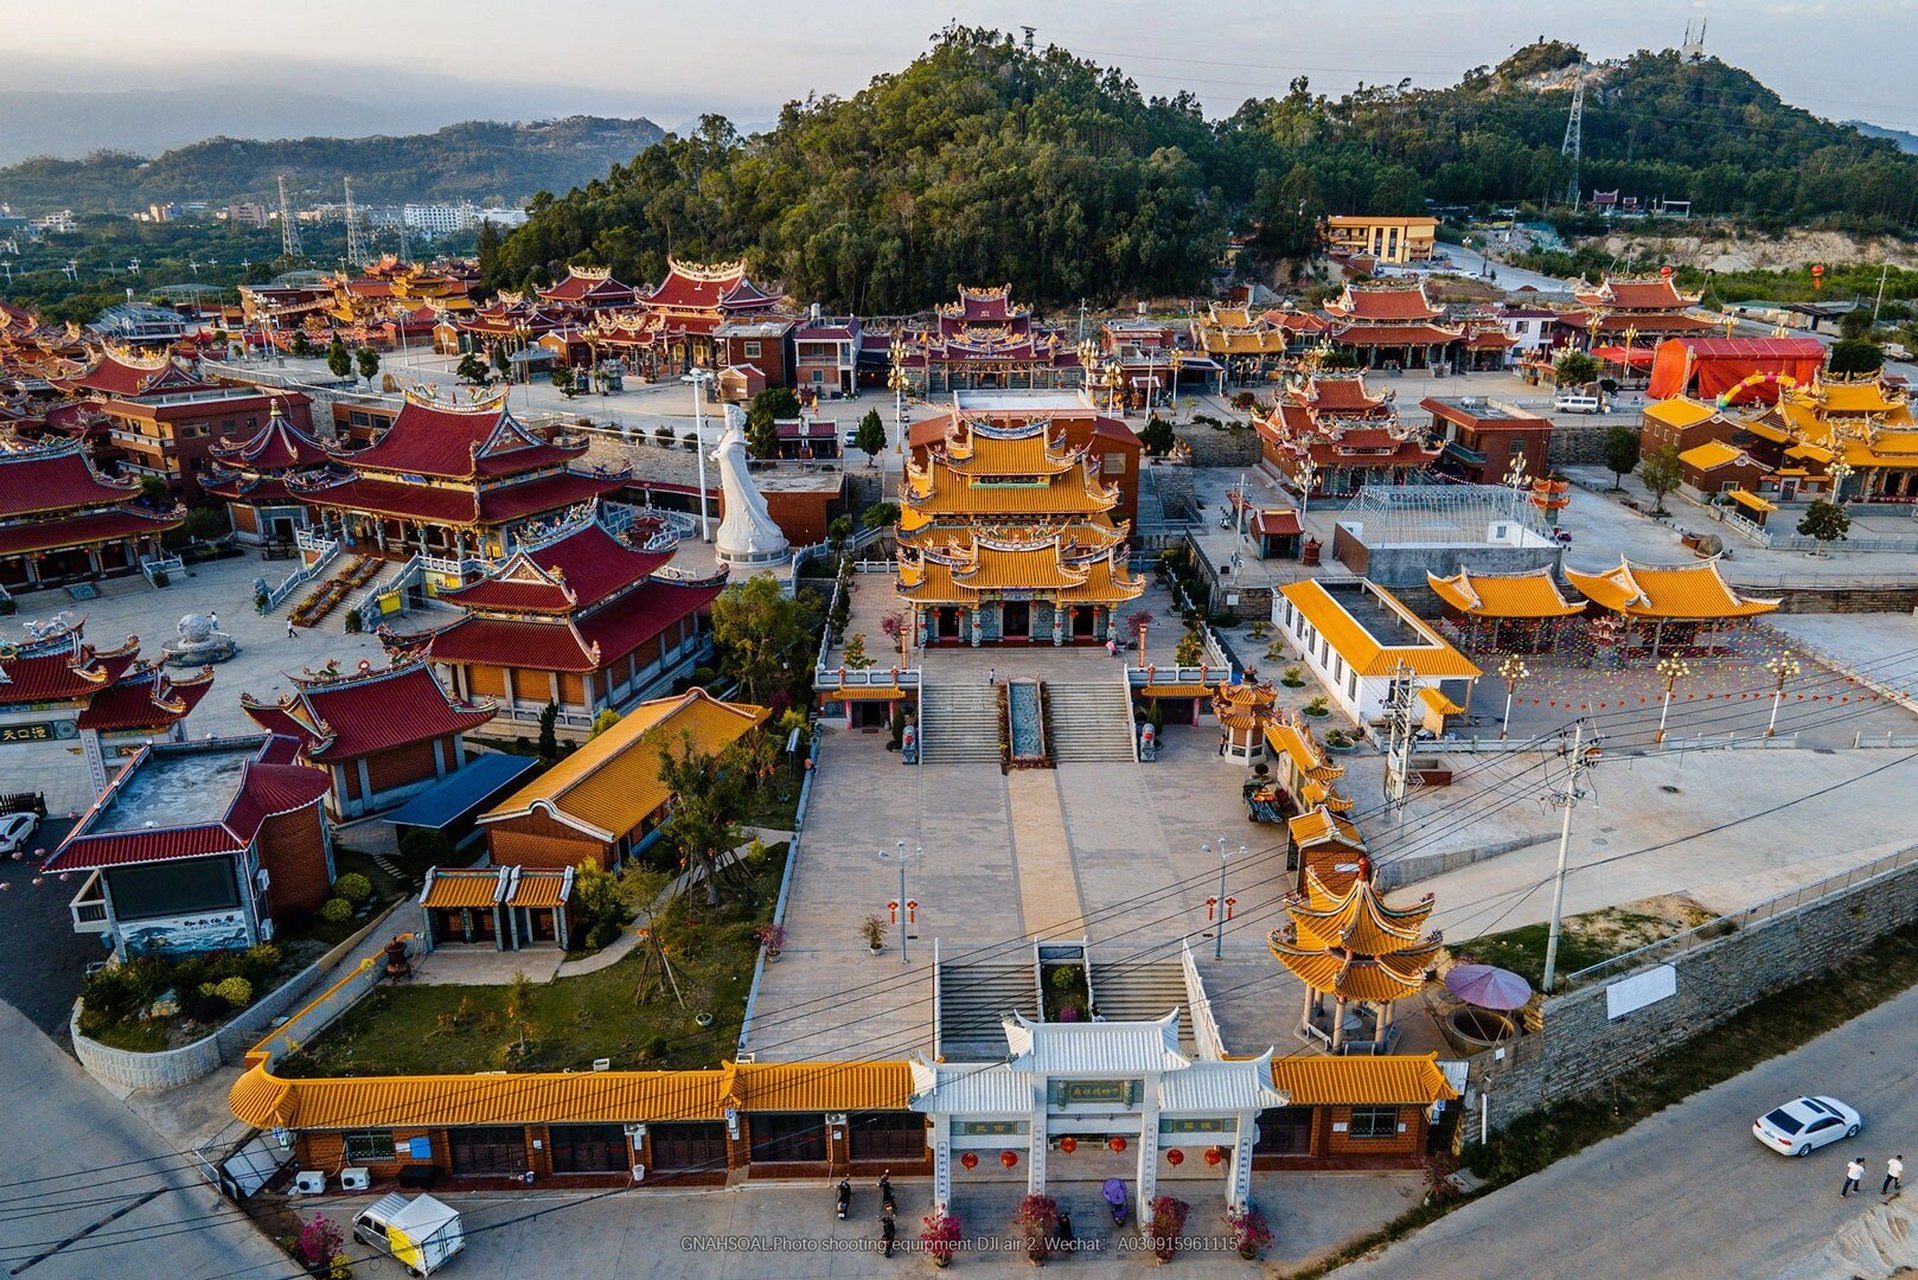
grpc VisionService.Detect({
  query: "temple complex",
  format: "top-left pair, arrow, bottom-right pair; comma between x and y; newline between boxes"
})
897,417 -> 1142,646
1564,557 -> 1780,657
400,516 -> 725,733
201,400 -> 333,546
1564,275 -> 1714,349
1428,565 -> 1584,653
1321,281 -> 1462,371
1255,373 -> 1439,497
896,286 -> 1081,392
1269,861 -> 1442,1052
241,656 -> 497,819
0,438 -> 183,592
289,388 -> 629,564
536,266 -> 637,311
1757,374 -> 1917,500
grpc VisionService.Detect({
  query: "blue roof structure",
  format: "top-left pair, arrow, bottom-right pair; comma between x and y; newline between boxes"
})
383,752 -> 540,830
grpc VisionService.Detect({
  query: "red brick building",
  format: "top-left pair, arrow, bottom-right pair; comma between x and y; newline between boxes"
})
1418,397 -> 1555,485
241,658 -> 497,820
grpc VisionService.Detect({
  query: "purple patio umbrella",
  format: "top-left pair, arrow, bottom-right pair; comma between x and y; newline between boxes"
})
1445,964 -> 1533,1011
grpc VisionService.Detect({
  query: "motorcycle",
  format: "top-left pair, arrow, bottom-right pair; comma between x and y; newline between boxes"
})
836,1177 -> 851,1220
1102,1177 -> 1128,1227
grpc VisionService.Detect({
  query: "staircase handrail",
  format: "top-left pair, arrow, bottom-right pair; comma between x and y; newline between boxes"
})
263,538 -> 340,612
349,554 -> 422,625
1180,939 -> 1227,1060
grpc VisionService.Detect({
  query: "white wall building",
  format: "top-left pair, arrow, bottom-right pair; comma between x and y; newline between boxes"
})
1273,578 -> 1480,723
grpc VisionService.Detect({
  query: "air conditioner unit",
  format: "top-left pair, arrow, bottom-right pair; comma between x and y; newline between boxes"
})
292,1171 -> 326,1196
631,1164 -> 646,1182
339,1168 -> 370,1192
592,1058 -> 611,1072
256,867 -> 271,892
258,919 -> 275,942
825,1113 -> 848,1126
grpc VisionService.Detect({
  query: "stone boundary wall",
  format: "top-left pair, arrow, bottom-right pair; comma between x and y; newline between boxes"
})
72,904 -> 401,1090
1545,421 -> 1617,467
1471,853 -> 1918,1133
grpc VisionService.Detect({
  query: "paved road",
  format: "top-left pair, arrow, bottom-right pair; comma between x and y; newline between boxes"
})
0,816 -> 95,1041
1334,980 -> 1918,1280
0,1001 -> 291,1280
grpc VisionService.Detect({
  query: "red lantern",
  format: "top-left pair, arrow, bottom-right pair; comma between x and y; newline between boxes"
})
1059,1136 -> 1077,1154
1204,1147 -> 1225,1167
1659,264 -> 1674,278
1167,1149 -> 1185,1166
1000,1151 -> 1019,1169
960,1152 -> 979,1170
1109,1136 -> 1127,1153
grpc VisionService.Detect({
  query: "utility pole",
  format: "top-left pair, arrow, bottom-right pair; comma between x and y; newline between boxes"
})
1541,721 -> 1598,993
1875,262 -> 1890,323
1383,663 -> 1417,816
1560,64 -> 1586,210
278,176 -> 302,259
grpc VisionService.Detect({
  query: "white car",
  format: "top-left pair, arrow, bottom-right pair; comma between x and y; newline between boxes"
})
0,812 -> 39,855
1753,1095 -> 1861,1156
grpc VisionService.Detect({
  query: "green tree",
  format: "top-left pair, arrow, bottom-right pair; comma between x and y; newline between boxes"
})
1602,426 -> 1642,491
860,501 -> 900,531
502,970 -> 536,1060
1796,498 -> 1851,554
325,337 -> 351,380
854,408 -> 886,464
1639,443 -> 1683,516
551,366 -> 578,397
455,351 -> 492,385
1553,350 -> 1600,390
709,574 -> 816,702
1837,308 -> 1874,340
491,343 -> 514,380
746,386 -> 799,460
591,707 -> 622,737
1139,415 -> 1176,457
827,515 -> 853,551
354,347 -> 380,385
288,331 -> 312,358
475,218 -> 502,282
537,701 -> 560,763
570,859 -> 631,950
656,731 -> 748,906
1828,339 -> 1885,375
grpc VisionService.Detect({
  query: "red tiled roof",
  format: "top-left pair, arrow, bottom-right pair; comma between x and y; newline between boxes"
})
639,261 -> 775,312
441,523 -> 672,614
342,397 -> 581,481
0,444 -> 141,518
576,580 -> 723,665
1466,329 -> 1517,349
202,475 -> 297,504
75,666 -> 214,731
1326,285 -> 1441,322
1304,376 -> 1386,412
1331,323 -> 1465,346
53,352 -> 206,397
426,580 -> 719,672
1577,278 -> 1695,310
1251,509 -> 1302,537
1307,441 -> 1438,466
538,270 -> 634,303
210,405 -> 330,471
0,506 -> 184,557
294,476 -> 480,524
243,660 -> 495,761
477,470 -> 629,524
0,644 -> 113,706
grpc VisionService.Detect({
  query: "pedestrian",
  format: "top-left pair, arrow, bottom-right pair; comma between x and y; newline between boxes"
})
1105,636 -> 1118,658
986,666 -> 996,685
1886,1155 -> 1905,1195
209,610 -> 218,631
1844,1157 -> 1866,1197
286,619 -> 297,640
881,1213 -> 895,1258
1055,1208 -> 1073,1252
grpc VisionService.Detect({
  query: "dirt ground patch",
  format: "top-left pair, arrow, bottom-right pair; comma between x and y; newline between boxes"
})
1463,894 -> 1716,988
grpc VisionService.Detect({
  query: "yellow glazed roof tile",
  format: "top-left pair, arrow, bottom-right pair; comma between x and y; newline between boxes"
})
1279,580 -> 1481,679
1269,1053 -> 1458,1106
1426,568 -> 1582,619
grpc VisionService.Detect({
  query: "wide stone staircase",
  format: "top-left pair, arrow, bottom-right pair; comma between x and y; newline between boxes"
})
1043,680 -> 1138,763
919,681 -> 1003,764
938,959 -> 1039,1060
1090,956 -> 1200,1056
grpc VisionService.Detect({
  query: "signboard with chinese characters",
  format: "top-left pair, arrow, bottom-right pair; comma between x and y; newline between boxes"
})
952,1120 -> 1029,1137
1047,1079 -> 1141,1108
0,719 -> 78,744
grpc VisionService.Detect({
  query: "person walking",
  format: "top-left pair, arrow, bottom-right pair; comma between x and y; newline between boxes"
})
286,618 -> 297,640
1844,1157 -> 1866,1197
1885,1155 -> 1905,1195
986,666 -> 996,685
880,1213 -> 895,1259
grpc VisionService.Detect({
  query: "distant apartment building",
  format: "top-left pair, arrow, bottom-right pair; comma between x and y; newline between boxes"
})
225,202 -> 270,228
29,209 -> 76,233
403,202 -> 530,236
1322,215 -> 1440,265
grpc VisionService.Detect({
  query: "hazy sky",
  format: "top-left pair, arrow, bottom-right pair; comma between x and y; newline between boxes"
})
6,0 -> 1915,144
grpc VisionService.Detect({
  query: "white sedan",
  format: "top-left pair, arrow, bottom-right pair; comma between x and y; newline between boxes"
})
1753,1096 -> 1861,1156
0,812 -> 38,855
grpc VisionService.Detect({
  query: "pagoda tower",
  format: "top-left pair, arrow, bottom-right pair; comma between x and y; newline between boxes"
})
1269,859 -> 1441,1051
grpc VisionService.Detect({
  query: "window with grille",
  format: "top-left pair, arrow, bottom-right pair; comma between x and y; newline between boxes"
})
650,1122 -> 728,1171
343,1131 -> 395,1162
1347,1106 -> 1399,1139
448,1125 -> 527,1175
549,1124 -> 629,1174
1254,1107 -> 1313,1155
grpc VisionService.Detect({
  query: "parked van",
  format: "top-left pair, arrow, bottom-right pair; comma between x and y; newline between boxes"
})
352,1193 -> 465,1276
1553,393 -> 1603,414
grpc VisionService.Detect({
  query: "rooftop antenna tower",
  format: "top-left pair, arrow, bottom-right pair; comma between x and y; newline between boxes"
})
1021,25 -> 1035,53
278,176 -> 302,259
1560,63 -> 1586,210
1681,18 -> 1707,62
343,177 -> 363,270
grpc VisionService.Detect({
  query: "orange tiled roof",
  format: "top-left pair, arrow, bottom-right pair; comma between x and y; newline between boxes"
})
1427,567 -> 1583,619
1269,944 -> 1438,1003
1279,580 -> 1481,679
419,869 -> 506,910
1270,1053 -> 1457,1106
1563,558 -> 1780,620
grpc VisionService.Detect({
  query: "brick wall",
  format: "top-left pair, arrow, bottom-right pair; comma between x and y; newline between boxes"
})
258,805 -> 331,915
488,808 -> 610,871
366,740 -> 439,794
1544,421 -> 1616,467
1476,856 -> 1918,1133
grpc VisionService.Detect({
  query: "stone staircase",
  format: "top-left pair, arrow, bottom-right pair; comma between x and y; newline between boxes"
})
1043,680 -> 1138,763
938,959 -> 1039,1060
1089,956 -> 1199,1056
919,681 -> 1003,764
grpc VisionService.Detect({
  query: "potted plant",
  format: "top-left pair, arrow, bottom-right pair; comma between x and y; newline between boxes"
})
1149,1195 -> 1191,1263
862,914 -> 887,955
756,922 -> 786,961
1281,666 -> 1305,688
922,1210 -> 961,1268
1323,728 -> 1356,753
1224,1203 -> 1273,1261
1015,1194 -> 1059,1265
1302,695 -> 1330,718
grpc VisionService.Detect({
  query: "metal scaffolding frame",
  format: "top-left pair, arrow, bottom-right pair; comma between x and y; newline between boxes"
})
1340,482 -> 1551,547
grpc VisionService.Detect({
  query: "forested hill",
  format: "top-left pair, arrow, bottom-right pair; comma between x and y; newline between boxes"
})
0,116 -> 664,213
487,29 -> 1918,312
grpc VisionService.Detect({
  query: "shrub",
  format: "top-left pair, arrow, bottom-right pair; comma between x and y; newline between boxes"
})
342,608 -> 363,634
298,1215 -> 343,1269
242,944 -> 282,979
214,976 -> 253,1007
332,872 -> 373,905
320,898 -> 354,924
81,964 -> 149,1023
151,571 -> 170,589
189,991 -> 231,1023
399,828 -> 454,865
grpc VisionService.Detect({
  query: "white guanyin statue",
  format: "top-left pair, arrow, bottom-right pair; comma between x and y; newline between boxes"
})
711,404 -> 790,566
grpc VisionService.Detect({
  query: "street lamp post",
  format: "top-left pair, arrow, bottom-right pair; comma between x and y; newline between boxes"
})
1765,654 -> 1801,737
879,842 -> 925,965
1828,459 -> 1854,506
1168,349 -> 1184,421
680,368 -> 715,540
888,341 -> 909,458
1498,653 -> 1531,740
1296,457 -> 1318,517
1652,656 -> 1693,745
1205,839 -> 1244,960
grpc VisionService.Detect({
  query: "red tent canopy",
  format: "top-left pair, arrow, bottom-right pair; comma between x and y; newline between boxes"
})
1646,336 -> 1827,403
